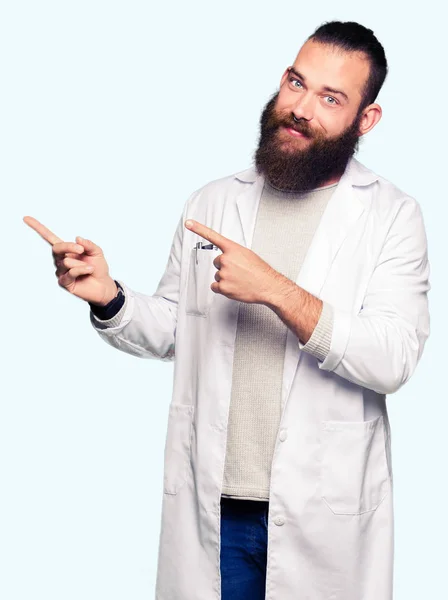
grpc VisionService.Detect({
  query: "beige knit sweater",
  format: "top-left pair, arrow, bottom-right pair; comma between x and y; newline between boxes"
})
221,180 -> 336,500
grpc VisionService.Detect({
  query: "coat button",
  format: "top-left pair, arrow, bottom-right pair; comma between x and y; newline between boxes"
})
279,429 -> 287,442
274,516 -> 285,526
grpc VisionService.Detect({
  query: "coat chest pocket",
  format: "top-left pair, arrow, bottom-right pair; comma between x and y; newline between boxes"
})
185,246 -> 221,317
163,404 -> 194,495
319,415 -> 391,515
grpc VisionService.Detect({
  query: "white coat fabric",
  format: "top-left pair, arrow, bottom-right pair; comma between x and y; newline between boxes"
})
90,156 -> 431,600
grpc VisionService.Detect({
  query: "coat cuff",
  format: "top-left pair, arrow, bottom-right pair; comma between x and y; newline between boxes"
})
298,301 -> 334,363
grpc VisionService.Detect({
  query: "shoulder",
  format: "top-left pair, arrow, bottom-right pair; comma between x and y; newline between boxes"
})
185,166 -> 257,209
349,157 -> 421,217
197,166 -> 256,192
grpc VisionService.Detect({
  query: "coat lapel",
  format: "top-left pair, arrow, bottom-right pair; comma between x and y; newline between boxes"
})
295,171 -> 365,297
234,170 -> 265,249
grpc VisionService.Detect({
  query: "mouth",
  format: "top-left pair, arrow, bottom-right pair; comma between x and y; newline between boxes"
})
284,126 -> 307,138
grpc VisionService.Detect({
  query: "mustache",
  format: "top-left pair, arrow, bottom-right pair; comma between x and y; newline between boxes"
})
274,113 -> 314,138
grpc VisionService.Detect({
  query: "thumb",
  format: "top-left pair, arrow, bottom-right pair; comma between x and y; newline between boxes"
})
76,236 -> 103,256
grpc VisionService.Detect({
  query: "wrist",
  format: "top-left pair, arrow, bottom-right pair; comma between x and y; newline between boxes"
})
90,280 -> 120,308
101,280 -> 120,306
262,273 -> 297,311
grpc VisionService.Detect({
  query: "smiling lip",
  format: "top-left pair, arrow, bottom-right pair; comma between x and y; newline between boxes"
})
284,126 -> 306,138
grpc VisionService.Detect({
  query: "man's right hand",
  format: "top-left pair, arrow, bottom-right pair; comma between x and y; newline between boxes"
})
23,216 -> 119,307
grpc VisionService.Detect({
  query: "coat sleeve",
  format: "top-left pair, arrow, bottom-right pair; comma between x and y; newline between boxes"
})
89,199 -> 190,361
300,195 -> 431,395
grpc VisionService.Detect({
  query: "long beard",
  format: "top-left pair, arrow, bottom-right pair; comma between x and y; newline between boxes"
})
254,92 -> 363,192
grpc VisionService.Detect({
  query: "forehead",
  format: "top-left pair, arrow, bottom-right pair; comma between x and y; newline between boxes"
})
292,39 -> 370,102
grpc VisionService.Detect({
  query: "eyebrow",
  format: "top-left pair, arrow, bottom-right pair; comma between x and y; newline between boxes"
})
288,66 -> 349,103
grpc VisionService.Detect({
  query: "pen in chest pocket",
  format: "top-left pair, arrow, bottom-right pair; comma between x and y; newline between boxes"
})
195,241 -> 219,264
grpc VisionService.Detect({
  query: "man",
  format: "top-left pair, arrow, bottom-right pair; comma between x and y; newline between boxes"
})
24,20 -> 430,600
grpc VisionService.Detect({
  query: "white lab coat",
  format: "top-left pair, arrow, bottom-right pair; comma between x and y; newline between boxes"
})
90,156 -> 430,600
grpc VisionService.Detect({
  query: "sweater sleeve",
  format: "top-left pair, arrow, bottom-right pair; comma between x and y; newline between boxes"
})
89,280 -> 127,329
299,301 -> 334,362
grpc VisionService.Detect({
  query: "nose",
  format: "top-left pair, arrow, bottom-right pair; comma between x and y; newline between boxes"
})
291,93 -> 315,122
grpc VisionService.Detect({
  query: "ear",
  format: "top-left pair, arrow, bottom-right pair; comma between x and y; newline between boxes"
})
358,103 -> 382,136
280,67 -> 291,88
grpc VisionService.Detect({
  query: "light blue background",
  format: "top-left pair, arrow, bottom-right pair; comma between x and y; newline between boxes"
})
2,1 -> 445,598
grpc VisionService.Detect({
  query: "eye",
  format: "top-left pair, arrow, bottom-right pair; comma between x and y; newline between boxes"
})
324,96 -> 338,106
288,76 -> 303,89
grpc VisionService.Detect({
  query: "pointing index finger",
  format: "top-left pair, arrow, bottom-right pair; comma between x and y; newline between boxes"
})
23,216 -> 64,246
185,219 -> 230,250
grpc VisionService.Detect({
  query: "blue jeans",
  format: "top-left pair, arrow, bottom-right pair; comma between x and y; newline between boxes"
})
220,496 -> 269,600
